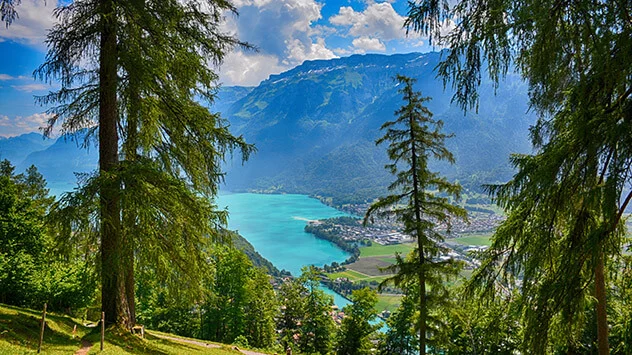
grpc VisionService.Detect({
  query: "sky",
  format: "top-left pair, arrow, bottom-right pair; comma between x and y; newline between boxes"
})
0,0 -> 444,138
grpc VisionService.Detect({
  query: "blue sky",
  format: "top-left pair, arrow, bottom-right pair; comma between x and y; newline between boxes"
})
0,0 -> 446,137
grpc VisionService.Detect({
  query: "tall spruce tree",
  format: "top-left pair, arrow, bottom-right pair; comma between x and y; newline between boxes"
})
406,1 -> 632,352
35,0 -> 252,328
364,75 -> 466,355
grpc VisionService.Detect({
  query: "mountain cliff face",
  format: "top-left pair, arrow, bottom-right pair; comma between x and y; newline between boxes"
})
219,52 -> 535,203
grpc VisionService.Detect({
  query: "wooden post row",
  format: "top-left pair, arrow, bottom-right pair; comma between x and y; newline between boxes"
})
37,303 -> 47,354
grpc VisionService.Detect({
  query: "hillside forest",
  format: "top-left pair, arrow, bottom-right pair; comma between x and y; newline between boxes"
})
1,0 -> 632,354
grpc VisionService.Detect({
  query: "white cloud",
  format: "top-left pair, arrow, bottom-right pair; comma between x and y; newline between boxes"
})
351,36 -> 385,52
219,51 -> 287,86
330,2 -> 408,41
285,37 -> 336,64
0,74 -> 15,81
11,83 -> 49,92
0,0 -> 58,46
0,112 -> 53,137
332,47 -> 352,56
220,0 -> 338,85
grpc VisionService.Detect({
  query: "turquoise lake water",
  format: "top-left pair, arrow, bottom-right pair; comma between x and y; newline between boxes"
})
217,192 -> 351,276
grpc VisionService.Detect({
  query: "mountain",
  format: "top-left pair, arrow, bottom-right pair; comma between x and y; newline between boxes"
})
218,51 -> 535,204
18,132 -> 98,190
0,132 -> 54,165
213,86 -> 254,115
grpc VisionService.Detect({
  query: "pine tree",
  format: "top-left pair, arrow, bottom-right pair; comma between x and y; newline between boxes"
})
35,0 -> 252,328
406,1 -> 632,352
364,75 -> 466,355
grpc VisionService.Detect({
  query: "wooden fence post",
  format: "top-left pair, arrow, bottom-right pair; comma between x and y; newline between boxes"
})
37,303 -> 47,354
100,311 -> 105,351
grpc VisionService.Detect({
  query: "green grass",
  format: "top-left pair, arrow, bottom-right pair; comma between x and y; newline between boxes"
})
328,270 -> 393,284
0,303 -> 259,355
451,233 -> 492,246
359,243 -> 415,258
375,295 -> 402,313
0,303 -> 87,354
328,269 -> 368,281
83,329 -> 241,354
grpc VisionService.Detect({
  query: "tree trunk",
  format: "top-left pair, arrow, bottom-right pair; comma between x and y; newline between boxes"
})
409,113 -> 426,355
99,0 -> 131,329
418,250 -> 426,355
595,250 -> 609,355
122,48 -> 141,328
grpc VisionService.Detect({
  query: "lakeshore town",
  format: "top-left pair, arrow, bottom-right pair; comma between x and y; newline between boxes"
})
307,207 -> 504,270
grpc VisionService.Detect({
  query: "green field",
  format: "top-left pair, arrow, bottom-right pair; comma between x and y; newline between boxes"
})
375,294 -> 402,313
451,233 -> 492,246
329,269 -> 393,283
328,269 -> 369,281
359,243 -> 415,257
347,257 -> 394,276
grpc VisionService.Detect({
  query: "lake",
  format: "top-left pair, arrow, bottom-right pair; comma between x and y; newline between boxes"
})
216,192 -> 351,276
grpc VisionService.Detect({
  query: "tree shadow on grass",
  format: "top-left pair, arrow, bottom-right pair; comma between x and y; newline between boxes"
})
0,303 -> 84,351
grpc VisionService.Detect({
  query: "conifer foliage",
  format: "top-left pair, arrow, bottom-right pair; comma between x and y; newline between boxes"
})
406,1 -> 632,352
364,75 -> 466,355
35,0 -> 252,329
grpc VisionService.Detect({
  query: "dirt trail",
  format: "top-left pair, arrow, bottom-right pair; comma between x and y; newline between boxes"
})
148,331 -> 270,355
74,339 -> 93,355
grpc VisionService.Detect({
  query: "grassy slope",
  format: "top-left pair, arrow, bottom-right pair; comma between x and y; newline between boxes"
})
0,304 -> 255,355
0,303 -> 87,354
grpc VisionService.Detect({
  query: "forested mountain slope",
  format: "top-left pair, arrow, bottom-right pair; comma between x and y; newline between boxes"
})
219,52 -> 534,203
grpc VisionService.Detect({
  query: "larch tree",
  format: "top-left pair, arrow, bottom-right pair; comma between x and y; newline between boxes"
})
35,0 -> 252,328
364,75 -> 466,355
0,0 -> 20,26
406,1 -> 632,353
